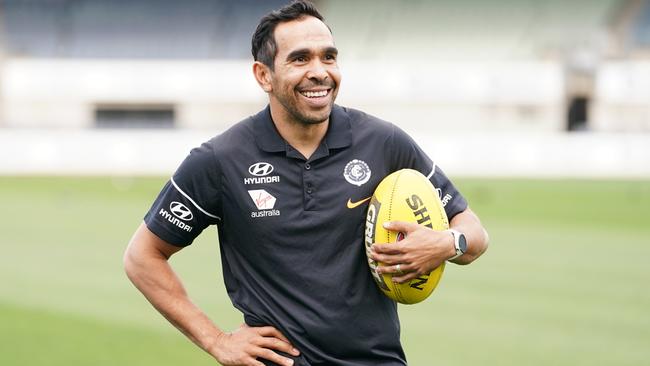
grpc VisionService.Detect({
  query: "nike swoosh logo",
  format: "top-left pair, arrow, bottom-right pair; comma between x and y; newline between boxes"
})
347,197 -> 371,209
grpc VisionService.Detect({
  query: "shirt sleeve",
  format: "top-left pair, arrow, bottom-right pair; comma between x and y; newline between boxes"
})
144,141 -> 222,246
390,125 -> 468,220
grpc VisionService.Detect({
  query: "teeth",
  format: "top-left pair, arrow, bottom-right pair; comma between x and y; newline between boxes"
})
301,90 -> 328,98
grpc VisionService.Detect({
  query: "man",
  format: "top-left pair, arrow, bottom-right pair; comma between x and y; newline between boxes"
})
123,1 -> 489,366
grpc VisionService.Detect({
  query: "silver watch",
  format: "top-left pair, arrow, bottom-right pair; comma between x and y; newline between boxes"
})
447,229 -> 467,261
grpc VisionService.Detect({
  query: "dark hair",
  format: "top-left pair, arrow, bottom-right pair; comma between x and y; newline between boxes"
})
251,0 -> 326,69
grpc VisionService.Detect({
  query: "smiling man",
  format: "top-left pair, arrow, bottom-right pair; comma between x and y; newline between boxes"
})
123,1 -> 488,366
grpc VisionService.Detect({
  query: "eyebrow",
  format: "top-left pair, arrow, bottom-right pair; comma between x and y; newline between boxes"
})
286,46 -> 339,61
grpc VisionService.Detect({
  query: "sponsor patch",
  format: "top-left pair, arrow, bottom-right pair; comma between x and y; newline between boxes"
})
244,176 -> 280,185
346,196 -> 371,209
248,189 -> 281,218
248,189 -> 276,210
158,207 -> 193,232
170,201 -> 193,221
251,209 -> 280,218
248,162 -> 274,176
435,188 -> 453,207
245,162 -> 280,185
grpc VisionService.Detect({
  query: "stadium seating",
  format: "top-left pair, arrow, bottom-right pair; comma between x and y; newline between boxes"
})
0,0 -> 636,131
2,0 -> 286,59
0,0 -> 649,176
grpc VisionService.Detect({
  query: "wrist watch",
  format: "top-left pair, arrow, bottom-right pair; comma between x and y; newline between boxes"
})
447,229 -> 467,261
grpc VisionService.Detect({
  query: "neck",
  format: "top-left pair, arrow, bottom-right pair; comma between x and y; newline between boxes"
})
269,103 -> 329,160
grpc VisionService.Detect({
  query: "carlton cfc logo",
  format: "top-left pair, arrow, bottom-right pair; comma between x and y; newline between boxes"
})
249,162 -> 274,177
170,201 -> 193,221
343,159 -> 371,186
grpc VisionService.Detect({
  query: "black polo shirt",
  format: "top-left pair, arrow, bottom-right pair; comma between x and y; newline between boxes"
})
144,105 -> 467,366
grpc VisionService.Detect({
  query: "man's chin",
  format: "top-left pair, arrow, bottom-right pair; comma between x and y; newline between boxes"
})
297,107 -> 333,125
300,114 -> 330,125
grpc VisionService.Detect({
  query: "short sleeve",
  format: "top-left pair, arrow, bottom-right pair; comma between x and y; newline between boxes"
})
144,142 -> 222,246
390,125 -> 468,220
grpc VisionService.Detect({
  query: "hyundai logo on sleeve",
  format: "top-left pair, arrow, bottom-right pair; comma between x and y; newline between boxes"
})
248,162 -> 274,177
170,201 -> 193,221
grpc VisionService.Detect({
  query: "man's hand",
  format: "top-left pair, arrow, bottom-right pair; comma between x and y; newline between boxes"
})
369,221 -> 455,284
369,207 -> 490,283
213,324 -> 300,366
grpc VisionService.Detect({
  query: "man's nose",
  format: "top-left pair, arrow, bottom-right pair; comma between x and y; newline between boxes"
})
306,60 -> 329,81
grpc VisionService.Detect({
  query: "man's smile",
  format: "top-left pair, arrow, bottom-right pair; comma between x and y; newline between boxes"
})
297,87 -> 333,108
300,89 -> 330,98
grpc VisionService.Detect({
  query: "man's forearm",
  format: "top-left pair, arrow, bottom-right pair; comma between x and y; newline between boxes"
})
123,236 -> 225,359
449,207 -> 489,265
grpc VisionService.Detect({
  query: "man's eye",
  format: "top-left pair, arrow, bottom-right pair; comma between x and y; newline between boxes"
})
294,56 -> 307,63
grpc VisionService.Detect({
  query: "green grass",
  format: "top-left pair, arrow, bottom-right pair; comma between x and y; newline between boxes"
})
0,302 -> 215,365
1,176 -> 649,365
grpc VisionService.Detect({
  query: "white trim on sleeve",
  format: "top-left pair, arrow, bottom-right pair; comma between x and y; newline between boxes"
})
171,177 -> 221,220
426,162 -> 437,179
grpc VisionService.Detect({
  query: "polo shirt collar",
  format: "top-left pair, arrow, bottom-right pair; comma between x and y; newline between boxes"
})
325,105 -> 353,149
253,104 -> 352,153
253,106 -> 286,153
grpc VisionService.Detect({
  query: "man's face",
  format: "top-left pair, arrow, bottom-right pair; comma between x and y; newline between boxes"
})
268,16 -> 341,125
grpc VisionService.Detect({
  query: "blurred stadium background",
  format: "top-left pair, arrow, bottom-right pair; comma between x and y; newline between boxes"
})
0,1 -> 648,365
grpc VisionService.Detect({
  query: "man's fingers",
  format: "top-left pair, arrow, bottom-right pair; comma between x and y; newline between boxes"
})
370,251 -> 405,265
377,263 -> 412,276
254,347 -> 295,366
256,326 -> 289,342
222,325 -> 298,366
371,243 -> 404,255
383,220 -> 420,233
258,336 -> 298,356
254,326 -> 300,356
391,272 -> 418,284
370,243 -> 410,266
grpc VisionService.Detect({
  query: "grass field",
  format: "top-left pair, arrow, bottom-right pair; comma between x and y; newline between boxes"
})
1,176 -> 649,366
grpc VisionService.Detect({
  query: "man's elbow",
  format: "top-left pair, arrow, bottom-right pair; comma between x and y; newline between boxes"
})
123,241 -> 138,280
123,235 -> 152,282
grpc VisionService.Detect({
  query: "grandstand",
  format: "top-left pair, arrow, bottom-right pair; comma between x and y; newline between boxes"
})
0,0 -> 648,176
1,0 -> 284,59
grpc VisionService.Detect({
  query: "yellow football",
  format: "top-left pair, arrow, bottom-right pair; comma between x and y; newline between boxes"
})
365,169 -> 449,304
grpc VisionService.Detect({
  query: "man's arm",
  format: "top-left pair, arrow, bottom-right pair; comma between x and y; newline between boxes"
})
123,222 -> 299,366
445,207 -> 489,265
370,207 -> 489,283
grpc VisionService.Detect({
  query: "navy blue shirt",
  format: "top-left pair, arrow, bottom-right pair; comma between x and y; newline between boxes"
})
144,105 -> 468,365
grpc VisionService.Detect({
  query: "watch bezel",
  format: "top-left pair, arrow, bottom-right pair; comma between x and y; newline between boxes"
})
447,229 -> 467,261
457,232 -> 467,254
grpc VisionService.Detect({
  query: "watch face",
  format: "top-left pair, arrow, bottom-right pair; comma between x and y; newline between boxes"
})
458,233 -> 468,253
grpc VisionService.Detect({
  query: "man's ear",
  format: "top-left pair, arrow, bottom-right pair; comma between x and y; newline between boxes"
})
253,61 -> 273,93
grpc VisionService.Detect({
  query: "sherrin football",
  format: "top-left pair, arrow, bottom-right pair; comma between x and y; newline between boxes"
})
365,169 -> 449,304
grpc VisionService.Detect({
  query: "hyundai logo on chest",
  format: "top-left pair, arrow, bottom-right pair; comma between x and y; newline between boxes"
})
244,162 -> 281,185
249,162 -> 274,176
